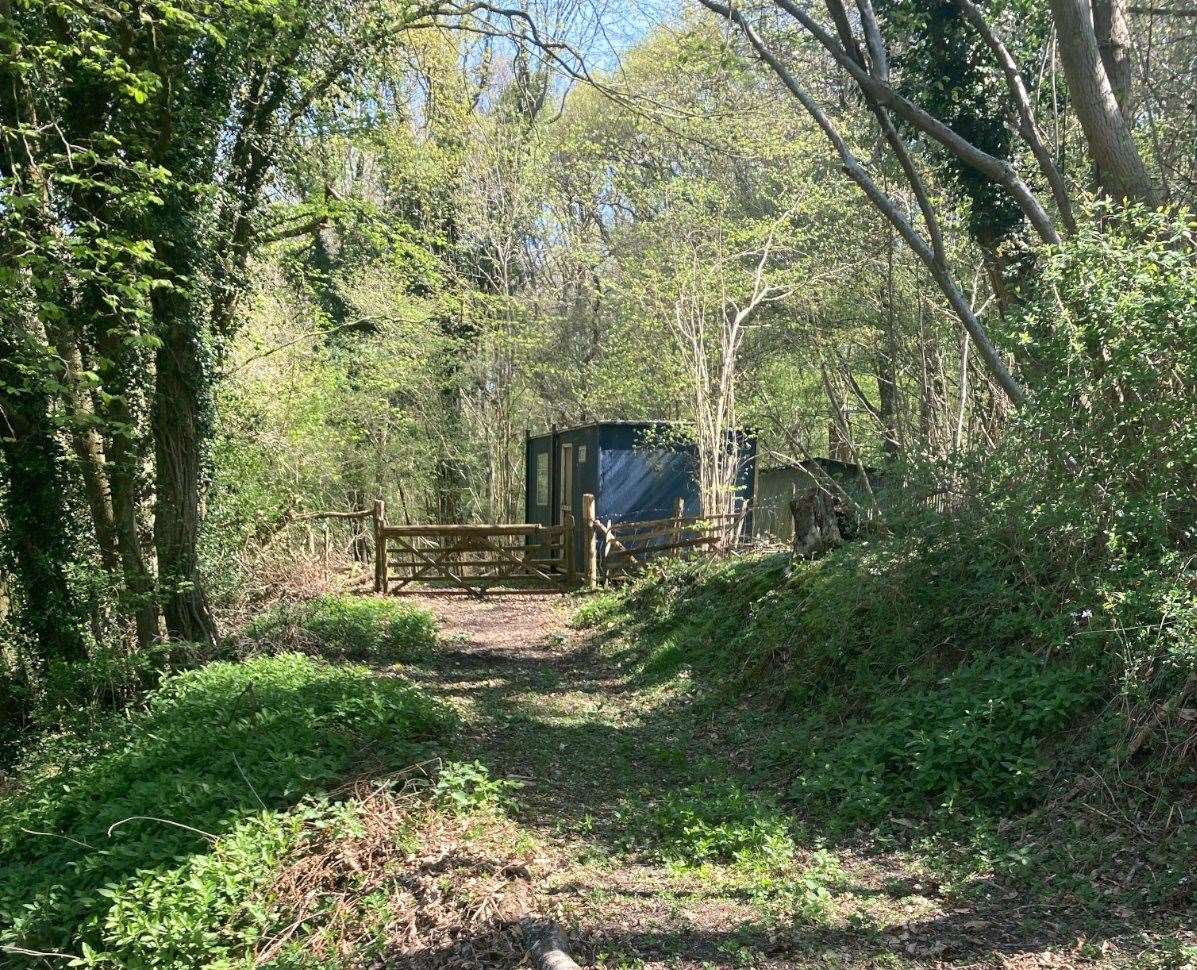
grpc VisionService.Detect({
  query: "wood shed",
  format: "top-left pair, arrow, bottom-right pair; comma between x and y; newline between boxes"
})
752,457 -> 883,541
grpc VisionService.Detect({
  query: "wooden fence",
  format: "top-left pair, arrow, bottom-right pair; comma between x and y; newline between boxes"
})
373,502 -> 575,596
363,494 -> 745,595
583,495 -> 748,582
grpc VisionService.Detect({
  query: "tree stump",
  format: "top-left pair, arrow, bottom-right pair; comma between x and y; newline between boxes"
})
790,488 -> 842,558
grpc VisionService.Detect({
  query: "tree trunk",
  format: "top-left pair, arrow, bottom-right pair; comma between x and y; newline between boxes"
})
876,346 -> 900,461
1093,0 -> 1133,112
0,343 -> 88,663
153,308 -> 218,646
1050,0 -> 1157,203
88,315 -> 162,650
791,489 -> 842,558
108,430 -> 162,649
54,336 -> 120,574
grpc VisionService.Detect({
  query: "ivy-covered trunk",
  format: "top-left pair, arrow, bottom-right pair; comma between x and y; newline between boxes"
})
85,312 -> 163,650
153,308 -> 218,646
0,339 -> 88,663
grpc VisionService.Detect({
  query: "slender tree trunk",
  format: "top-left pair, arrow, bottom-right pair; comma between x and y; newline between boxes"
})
877,230 -> 901,461
87,314 -> 162,649
876,347 -> 900,461
1050,0 -> 1157,203
53,335 -> 120,574
108,430 -> 162,648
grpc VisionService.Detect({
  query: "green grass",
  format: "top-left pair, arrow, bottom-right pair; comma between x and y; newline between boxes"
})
242,594 -> 439,661
0,653 -> 455,965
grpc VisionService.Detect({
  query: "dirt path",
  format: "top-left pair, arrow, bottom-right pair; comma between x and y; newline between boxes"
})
397,594 -> 1186,970
401,594 -> 783,968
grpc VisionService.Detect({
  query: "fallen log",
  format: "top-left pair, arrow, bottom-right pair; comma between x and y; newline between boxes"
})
524,920 -> 582,970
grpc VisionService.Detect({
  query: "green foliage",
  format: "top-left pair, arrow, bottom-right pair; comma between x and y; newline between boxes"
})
90,807 -> 305,967
591,545 -> 1108,825
242,595 -> 439,661
570,592 -> 626,630
997,206 -> 1197,564
627,779 -> 842,926
433,760 -> 519,816
0,653 -> 454,961
790,654 -> 1098,821
38,639 -> 203,721
642,780 -> 795,869
974,206 -> 1197,773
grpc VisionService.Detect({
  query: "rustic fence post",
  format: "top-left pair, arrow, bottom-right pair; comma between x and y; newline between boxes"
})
373,499 -> 387,593
671,496 -> 685,557
562,511 -> 577,587
582,493 -> 597,588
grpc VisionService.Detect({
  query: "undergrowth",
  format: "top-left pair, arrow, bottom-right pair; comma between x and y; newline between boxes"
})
0,653 -> 455,965
638,779 -> 795,868
621,779 -> 846,927
242,594 -> 439,661
574,532 -> 1192,827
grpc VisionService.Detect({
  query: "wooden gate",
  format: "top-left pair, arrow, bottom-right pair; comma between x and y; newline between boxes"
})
374,508 -> 576,595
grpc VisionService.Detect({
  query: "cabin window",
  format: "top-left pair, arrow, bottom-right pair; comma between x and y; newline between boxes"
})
535,453 -> 549,507
577,444 -> 587,463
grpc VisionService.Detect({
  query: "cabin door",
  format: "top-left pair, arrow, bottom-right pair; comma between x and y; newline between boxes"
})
559,443 -> 573,525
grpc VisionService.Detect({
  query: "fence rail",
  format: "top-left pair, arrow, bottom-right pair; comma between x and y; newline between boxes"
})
365,492 -> 747,596
585,496 -> 747,582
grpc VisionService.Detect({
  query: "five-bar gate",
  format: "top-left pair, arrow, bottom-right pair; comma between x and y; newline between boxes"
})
373,503 -> 575,596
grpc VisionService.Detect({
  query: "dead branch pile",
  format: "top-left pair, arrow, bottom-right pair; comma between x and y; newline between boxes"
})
255,783 -> 543,968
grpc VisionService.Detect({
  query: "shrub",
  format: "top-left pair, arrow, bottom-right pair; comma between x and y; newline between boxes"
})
0,653 -> 454,963
434,760 -> 519,815
642,780 -> 795,868
243,594 -> 439,661
997,205 -> 1197,567
788,654 -> 1101,822
590,549 -> 1109,825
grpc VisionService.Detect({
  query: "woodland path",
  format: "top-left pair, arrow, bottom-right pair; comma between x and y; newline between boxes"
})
395,594 -> 1164,970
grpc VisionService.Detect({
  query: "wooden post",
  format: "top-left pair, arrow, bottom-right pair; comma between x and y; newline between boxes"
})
373,499 -> 387,593
581,493 -> 597,589
562,511 -> 577,587
671,496 -> 685,557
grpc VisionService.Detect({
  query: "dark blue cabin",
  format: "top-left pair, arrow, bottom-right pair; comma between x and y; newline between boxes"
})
524,421 -> 756,571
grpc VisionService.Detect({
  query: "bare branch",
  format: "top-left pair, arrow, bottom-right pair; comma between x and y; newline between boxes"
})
772,0 -> 1061,244
697,0 -> 1028,406
840,0 -> 946,260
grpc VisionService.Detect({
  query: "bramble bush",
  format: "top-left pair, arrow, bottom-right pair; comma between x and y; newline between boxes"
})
0,653 -> 454,964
